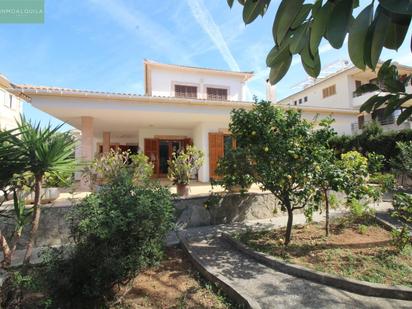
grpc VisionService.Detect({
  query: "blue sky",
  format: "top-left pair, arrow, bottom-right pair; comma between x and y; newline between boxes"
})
0,0 -> 410,129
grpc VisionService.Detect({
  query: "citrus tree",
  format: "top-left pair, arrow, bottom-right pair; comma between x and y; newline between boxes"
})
230,101 -> 323,245
311,119 -> 347,236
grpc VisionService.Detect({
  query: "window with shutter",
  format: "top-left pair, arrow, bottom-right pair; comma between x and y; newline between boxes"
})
175,85 -> 197,99
207,87 -> 228,101
322,85 -> 336,98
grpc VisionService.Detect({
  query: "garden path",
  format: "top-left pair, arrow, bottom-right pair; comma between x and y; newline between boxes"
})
179,209 -> 412,309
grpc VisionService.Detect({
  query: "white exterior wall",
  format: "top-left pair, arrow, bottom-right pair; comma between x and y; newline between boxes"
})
193,122 -> 229,182
282,74 -> 353,109
0,88 -> 22,130
300,112 -> 354,135
150,67 -> 245,101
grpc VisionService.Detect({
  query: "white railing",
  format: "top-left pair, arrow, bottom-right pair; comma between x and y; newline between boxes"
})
351,120 -> 412,135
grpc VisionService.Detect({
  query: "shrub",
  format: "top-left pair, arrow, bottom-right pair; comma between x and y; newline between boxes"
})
338,151 -> 370,201
82,150 -> 153,189
393,193 -> 412,223
391,193 -> 412,252
168,145 -> 204,185
330,128 -> 412,172
43,171 -> 174,307
391,141 -> 412,184
215,148 -> 254,193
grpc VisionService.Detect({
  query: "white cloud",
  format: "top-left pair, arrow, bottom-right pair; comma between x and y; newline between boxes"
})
186,0 -> 241,71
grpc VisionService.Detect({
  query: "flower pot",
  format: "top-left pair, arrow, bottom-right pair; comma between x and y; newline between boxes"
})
176,184 -> 189,197
25,187 -> 60,205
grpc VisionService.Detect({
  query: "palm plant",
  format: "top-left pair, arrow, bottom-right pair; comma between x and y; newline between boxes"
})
10,117 -> 76,264
0,128 -> 28,267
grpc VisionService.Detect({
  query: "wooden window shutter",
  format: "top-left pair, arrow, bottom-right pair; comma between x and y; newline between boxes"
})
144,138 -> 159,177
358,115 -> 365,129
208,132 -> 224,180
183,138 -> 193,149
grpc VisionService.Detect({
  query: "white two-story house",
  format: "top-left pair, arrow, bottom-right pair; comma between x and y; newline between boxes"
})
278,61 -> 412,134
10,60 -> 357,185
0,74 -> 23,131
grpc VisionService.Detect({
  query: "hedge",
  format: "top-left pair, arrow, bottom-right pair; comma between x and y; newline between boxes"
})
329,128 -> 412,171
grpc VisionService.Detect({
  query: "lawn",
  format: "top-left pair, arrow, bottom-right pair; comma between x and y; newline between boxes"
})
236,216 -> 412,287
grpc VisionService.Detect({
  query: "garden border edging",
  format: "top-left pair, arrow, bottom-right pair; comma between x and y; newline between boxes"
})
177,232 -> 261,309
221,233 -> 412,301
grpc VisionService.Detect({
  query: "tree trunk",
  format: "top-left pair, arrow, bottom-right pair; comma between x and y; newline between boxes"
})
10,228 -> 23,261
23,176 -> 42,265
284,198 -> 293,246
324,189 -> 330,237
0,229 -> 11,267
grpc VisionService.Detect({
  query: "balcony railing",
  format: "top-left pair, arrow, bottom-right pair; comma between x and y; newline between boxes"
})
352,120 -> 412,134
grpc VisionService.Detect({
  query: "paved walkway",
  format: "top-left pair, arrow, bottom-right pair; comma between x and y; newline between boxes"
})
180,210 -> 412,309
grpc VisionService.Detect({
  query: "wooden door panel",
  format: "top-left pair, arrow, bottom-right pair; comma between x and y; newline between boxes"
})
208,133 -> 224,180
144,138 -> 159,176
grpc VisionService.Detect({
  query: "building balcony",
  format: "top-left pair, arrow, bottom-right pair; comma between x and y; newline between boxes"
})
352,91 -> 380,107
351,119 -> 412,135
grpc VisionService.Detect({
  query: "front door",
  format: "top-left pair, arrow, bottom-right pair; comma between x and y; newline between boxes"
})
159,140 -> 183,176
145,138 -> 190,177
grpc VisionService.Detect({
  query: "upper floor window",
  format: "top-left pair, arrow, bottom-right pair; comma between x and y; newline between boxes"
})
322,85 -> 336,98
304,96 -> 308,102
207,87 -> 228,101
175,85 -> 197,99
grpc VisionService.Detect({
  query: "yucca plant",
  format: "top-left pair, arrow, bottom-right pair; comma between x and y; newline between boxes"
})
9,117 -> 76,264
0,128 -> 29,267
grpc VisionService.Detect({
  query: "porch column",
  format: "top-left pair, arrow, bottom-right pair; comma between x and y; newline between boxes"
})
81,116 -> 94,161
193,123 -> 209,182
80,116 -> 94,190
102,131 -> 111,154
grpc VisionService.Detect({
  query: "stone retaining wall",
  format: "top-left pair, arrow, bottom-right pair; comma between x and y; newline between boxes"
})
0,192 -> 281,249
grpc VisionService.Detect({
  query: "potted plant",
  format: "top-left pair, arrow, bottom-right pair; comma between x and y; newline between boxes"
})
82,150 -> 154,191
168,145 -> 204,197
215,148 -> 254,193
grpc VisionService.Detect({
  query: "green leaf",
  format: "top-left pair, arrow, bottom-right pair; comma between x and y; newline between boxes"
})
384,79 -> 406,93
268,49 -> 292,85
384,13 -> 411,50
360,94 -> 391,113
397,107 -> 412,125
291,4 -> 312,29
227,0 -> 235,8
348,4 -> 373,70
368,6 -> 391,70
326,0 -> 354,48
310,2 -> 334,56
273,0 -> 304,45
289,23 -> 309,54
383,95 -> 405,118
379,0 -> 412,16
354,83 -> 380,96
266,42 -> 289,66
301,44 -> 321,78
243,0 -> 269,24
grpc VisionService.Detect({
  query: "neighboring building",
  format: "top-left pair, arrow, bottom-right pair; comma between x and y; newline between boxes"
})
12,60 -> 357,185
0,74 -> 23,130
278,61 -> 412,134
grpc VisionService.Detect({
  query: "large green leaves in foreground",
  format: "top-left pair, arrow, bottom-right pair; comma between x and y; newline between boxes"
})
228,0 -> 411,84
356,60 -> 412,125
